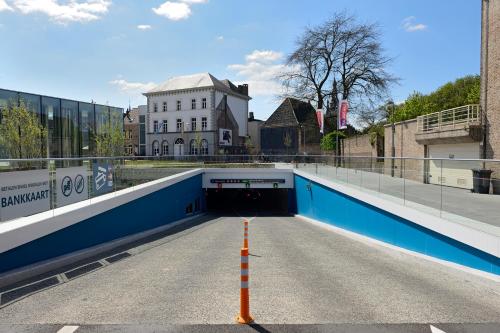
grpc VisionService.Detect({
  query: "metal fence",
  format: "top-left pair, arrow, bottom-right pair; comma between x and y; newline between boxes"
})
1,155 -> 499,231
416,105 -> 481,133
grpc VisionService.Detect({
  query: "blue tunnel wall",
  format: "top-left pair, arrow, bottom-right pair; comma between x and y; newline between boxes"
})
295,174 -> 500,275
0,174 -> 205,274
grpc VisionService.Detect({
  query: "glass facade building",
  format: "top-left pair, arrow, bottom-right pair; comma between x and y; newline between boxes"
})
0,88 -> 124,158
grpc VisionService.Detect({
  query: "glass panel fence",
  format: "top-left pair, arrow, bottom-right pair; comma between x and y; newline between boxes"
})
1,156 -> 499,235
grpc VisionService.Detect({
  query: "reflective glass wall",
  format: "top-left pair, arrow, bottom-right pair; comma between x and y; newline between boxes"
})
0,88 -> 123,158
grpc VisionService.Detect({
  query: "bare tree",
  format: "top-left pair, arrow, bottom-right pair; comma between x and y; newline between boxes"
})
279,12 -> 397,127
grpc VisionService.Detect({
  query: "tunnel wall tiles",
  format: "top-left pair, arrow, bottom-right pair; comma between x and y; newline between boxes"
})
0,174 -> 205,274
294,175 -> 500,275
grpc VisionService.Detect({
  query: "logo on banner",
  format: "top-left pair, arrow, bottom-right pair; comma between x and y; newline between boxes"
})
61,176 -> 73,197
316,109 -> 324,134
56,167 -> 89,207
93,163 -> 114,195
338,100 -> 349,130
219,129 -> 232,146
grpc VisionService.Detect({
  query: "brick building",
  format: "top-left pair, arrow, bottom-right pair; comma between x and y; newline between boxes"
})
482,0 -> 500,165
123,105 -> 147,156
260,98 -> 321,155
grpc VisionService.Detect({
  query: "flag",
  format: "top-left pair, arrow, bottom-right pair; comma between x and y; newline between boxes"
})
338,100 -> 349,130
316,109 -> 324,134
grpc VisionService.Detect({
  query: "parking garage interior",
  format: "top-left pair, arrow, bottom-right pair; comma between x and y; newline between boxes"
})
205,188 -> 294,214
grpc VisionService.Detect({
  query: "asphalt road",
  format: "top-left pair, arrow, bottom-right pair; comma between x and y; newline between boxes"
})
0,214 -> 499,330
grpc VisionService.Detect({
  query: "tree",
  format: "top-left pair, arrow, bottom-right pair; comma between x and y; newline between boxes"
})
392,75 -> 480,122
94,111 -> 124,156
245,136 -> 256,155
320,131 -> 346,151
280,12 -> 397,122
193,132 -> 203,155
0,100 -> 47,159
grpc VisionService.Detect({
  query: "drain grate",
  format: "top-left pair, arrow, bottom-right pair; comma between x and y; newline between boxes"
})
64,262 -> 103,280
1,277 -> 60,305
105,252 -> 131,264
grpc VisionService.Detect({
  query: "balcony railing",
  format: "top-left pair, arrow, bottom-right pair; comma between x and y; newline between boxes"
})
417,105 -> 481,133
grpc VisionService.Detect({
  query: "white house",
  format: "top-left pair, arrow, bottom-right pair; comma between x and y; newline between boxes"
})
143,73 -> 251,156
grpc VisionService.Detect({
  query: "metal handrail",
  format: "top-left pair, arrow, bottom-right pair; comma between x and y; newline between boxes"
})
417,105 -> 481,133
1,155 -> 500,163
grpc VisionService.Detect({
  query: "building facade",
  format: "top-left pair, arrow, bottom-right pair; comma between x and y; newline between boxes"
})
482,0 -> 500,164
247,112 -> 264,154
143,73 -> 250,156
123,105 -> 147,156
260,98 -> 321,155
0,88 -> 123,159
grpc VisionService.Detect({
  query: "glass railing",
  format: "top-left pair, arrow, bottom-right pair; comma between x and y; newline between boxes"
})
295,156 -> 500,235
1,155 -> 499,236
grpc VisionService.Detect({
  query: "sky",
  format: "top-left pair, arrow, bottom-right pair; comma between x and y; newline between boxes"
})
0,0 -> 482,122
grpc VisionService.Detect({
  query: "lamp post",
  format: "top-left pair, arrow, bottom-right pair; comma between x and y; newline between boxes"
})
387,100 -> 396,177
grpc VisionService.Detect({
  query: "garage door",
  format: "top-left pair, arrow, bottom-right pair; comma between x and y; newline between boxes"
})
428,143 -> 481,189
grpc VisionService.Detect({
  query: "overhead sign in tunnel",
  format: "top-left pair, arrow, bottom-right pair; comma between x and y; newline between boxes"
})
203,169 -> 294,189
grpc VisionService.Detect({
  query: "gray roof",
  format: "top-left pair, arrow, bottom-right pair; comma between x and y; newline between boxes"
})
144,73 -> 250,100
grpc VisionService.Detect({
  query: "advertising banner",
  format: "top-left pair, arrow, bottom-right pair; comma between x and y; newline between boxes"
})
56,166 -> 89,207
0,169 -> 50,222
92,162 -> 114,196
338,100 -> 349,130
219,128 -> 232,146
316,109 -> 324,134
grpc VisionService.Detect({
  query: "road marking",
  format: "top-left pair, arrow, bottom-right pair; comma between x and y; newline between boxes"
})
430,325 -> 447,333
57,326 -> 79,333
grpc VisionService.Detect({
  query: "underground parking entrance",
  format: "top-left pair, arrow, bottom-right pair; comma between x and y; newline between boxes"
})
205,188 -> 294,214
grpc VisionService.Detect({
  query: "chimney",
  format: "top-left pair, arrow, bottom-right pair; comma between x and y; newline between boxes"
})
238,84 -> 249,96
249,112 -> 254,121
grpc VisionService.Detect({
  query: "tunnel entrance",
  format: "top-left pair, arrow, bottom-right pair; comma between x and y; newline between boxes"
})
205,189 -> 293,214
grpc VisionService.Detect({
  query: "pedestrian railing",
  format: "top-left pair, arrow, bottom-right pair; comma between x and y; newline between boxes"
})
416,105 -> 481,133
0,155 -> 499,233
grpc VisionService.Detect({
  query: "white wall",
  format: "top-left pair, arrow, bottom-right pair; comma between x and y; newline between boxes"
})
215,91 -> 248,137
148,89 -> 213,133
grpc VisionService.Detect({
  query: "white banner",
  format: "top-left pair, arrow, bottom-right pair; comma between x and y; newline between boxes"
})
0,170 -> 50,222
56,166 -> 89,208
219,128 -> 233,146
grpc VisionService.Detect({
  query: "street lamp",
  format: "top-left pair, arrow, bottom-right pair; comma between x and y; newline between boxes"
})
386,100 -> 396,177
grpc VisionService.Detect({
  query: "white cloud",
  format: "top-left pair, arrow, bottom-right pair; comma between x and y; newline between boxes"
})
110,79 -> 157,94
245,50 -> 283,63
7,0 -> 111,24
153,1 -> 191,21
153,0 -> 208,21
402,16 -> 427,32
0,0 -> 13,11
180,0 -> 208,3
216,35 -> 224,41
137,24 -> 152,30
228,50 -> 293,97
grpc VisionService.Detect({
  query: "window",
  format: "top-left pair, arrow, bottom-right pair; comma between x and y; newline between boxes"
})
162,120 -> 168,133
153,120 -> 159,133
202,117 -> 208,131
191,99 -> 196,110
190,139 -> 198,155
153,103 -> 158,113
201,139 -> 209,155
163,102 -> 167,112
176,100 -> 181,111
162,141 -> 169,155
191,118 -> 197,131
176,119 -> 182,132
126,145 -> 133,155
152,141 -> 160,156
202,98 -> 207,109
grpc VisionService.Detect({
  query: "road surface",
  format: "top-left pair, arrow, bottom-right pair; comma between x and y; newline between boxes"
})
0,214 -> 499,331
